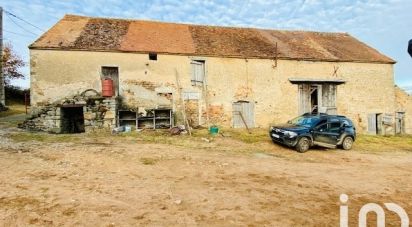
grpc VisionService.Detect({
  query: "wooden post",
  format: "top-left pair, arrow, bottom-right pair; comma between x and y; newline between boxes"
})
174,69 -> 192,136
24,92 -> 28,114
203,74 -> 210,128
234,110 -> 251,134
0,7 -> 5,107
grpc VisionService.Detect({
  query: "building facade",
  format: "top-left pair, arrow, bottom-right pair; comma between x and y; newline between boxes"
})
28,15 -> 401,134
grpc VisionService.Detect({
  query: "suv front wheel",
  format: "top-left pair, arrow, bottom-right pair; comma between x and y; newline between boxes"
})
296,137 -> 310,153
341,136 -> 354,150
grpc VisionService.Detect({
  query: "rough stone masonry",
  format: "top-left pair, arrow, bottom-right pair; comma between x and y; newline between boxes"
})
19,89 -> 117,133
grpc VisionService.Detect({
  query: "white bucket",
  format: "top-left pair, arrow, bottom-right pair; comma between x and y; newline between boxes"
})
125,125 -> 132,132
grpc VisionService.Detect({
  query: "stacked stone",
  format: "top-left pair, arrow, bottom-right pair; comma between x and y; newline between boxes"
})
19,106 -> 60,133
21,95 -> 118,133
84,98 -> 117,132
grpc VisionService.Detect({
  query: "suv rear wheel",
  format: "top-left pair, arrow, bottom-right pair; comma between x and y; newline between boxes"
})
296,137 -> 310,153
342,136 -> 353,150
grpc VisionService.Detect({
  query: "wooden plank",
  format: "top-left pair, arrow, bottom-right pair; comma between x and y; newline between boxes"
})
232,102 -> 254,130
367,113 -> 377,135
175,69 -> 191,136
298,84 -> 311,114
238,111 -> 251,134
243,102 -> 255,128
232,103 -> 242,128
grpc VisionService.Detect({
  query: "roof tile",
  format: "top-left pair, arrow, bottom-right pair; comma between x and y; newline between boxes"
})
30,14 -> 395,64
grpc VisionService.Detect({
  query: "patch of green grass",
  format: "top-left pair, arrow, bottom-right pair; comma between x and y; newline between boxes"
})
355,134 -> 412,152
0,104 -> 26,118
9,132 -> 80,143
139,157 -> 158,165
218,128 -> 269,143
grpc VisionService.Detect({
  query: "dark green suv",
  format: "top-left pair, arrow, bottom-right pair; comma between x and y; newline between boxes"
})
269,113 -> 356,153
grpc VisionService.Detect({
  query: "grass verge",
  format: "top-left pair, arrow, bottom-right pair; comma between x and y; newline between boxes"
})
355,134 -> 412,152
0,104 -> 26,118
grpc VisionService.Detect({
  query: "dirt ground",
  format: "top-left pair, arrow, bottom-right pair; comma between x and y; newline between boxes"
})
0,115 -> 412,226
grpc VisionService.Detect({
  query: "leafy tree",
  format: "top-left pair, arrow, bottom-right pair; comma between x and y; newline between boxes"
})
2,43 -> 25,85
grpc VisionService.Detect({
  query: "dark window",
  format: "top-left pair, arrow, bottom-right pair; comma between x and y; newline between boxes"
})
290,115 -> 321,127
149,53 -> 157,61
342,119 -> 353,127
329,122 -> 341,133
315,119 -> 327,127
316,123 -> 328,132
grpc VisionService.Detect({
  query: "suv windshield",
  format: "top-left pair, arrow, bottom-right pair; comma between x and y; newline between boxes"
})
289,115 -> 320,128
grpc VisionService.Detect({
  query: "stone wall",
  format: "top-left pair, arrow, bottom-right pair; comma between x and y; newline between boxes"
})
0,78 -> 4,107
20,105 -> 61,133
395,86 -> 412,134
30,49 -> 396,133
20,91 -> 117,133
83,98 -> 117,133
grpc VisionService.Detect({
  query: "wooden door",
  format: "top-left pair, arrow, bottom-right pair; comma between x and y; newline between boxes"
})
298,84 -> 311,115
233,101 -> 255,128
321,84 -> 337,114
367,114 -> 377,135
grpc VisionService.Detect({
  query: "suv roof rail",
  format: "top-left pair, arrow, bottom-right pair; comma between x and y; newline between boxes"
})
330,115 -> 346,118
303,112 -> 328,116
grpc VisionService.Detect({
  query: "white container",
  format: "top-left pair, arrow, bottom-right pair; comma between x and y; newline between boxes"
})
125,125 -> 132,132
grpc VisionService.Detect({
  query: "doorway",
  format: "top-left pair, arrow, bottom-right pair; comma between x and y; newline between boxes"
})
367,113 -> 383,135
232,101 -> 255,128
60,106 -> 85,133
298,83 -> 338,115
101,66 -> 119,96
395,112 -> 405,134
310,85 -> 319,114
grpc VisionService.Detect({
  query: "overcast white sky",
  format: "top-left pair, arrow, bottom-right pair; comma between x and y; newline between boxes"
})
1,0 -> 412,90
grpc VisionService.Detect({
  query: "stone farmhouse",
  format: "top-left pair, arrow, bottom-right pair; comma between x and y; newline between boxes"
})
27,14 -> 407,134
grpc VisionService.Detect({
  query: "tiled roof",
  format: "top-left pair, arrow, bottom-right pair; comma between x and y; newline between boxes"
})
30,14 -> 395,64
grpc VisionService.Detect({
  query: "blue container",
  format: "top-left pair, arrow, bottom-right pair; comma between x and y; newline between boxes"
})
209,126 -> 219,135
